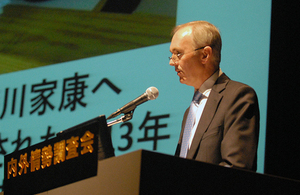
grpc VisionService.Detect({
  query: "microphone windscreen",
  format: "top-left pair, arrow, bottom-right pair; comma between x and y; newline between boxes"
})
146,87 -> 159,100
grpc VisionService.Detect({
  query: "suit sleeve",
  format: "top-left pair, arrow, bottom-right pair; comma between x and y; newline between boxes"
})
220,84 -> 260,170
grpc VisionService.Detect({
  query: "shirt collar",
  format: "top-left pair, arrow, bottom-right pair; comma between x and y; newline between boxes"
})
197,68 -> 222,94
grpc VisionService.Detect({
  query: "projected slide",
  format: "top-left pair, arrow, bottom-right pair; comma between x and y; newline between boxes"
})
0,0 -> 177,74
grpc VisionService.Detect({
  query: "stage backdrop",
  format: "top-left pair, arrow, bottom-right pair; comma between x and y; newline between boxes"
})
0,0 -> 271,189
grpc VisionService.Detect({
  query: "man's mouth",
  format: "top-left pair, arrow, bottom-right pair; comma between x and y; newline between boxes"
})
176,69 -> 182,76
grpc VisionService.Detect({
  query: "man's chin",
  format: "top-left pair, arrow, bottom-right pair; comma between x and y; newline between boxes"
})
179,78 -> 185,83
179,78 -> 188,85
179,78 -> 194,87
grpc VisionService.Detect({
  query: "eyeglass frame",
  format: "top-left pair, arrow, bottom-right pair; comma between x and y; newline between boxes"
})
168,46 -> 209,61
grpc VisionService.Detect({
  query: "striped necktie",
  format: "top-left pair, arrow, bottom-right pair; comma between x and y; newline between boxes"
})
179,91 -> 202,158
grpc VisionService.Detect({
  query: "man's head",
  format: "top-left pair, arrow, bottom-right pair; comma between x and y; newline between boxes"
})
169,21 -> 222,89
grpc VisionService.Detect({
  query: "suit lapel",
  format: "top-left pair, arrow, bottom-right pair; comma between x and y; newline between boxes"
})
186,73 -> 229,159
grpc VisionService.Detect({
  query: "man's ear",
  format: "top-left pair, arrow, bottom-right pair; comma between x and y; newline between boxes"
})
201,46 -> 213,64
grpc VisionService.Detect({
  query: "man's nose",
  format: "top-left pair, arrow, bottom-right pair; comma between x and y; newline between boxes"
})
169,58 -> 176,66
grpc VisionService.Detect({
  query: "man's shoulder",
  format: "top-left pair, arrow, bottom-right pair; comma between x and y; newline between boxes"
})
215,73 -> 254,92
221,73 -> 255,90
224,79 -> 258,103
215,74 -> 257,99
227,79 -> 253,89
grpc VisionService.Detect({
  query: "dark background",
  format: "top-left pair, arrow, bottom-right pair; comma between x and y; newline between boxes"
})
264,1 -> 300,181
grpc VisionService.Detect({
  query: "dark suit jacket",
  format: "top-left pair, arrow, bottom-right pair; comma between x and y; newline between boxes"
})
175,73 -> 260,171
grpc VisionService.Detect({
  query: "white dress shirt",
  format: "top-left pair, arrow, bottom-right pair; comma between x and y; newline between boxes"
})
188,69 -> 222,149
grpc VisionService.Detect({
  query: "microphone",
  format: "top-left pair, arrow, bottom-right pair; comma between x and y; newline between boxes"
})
107,87 -> 159,120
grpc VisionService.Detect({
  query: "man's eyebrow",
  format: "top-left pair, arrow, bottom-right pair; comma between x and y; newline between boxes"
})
170,48 -> 180,53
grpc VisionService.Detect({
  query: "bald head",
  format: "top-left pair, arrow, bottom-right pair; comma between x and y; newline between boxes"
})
172,21 -> 222,66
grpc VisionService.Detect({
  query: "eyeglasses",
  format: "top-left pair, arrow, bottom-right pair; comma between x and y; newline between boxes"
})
168,46 -> 206,62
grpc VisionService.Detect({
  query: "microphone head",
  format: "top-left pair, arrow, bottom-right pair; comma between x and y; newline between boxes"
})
146,87 -> 159,100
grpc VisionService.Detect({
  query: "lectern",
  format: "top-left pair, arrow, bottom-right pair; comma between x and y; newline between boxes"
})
36,150 -> 300,194
3,115 -> 300,194
3,115 -> 114,195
